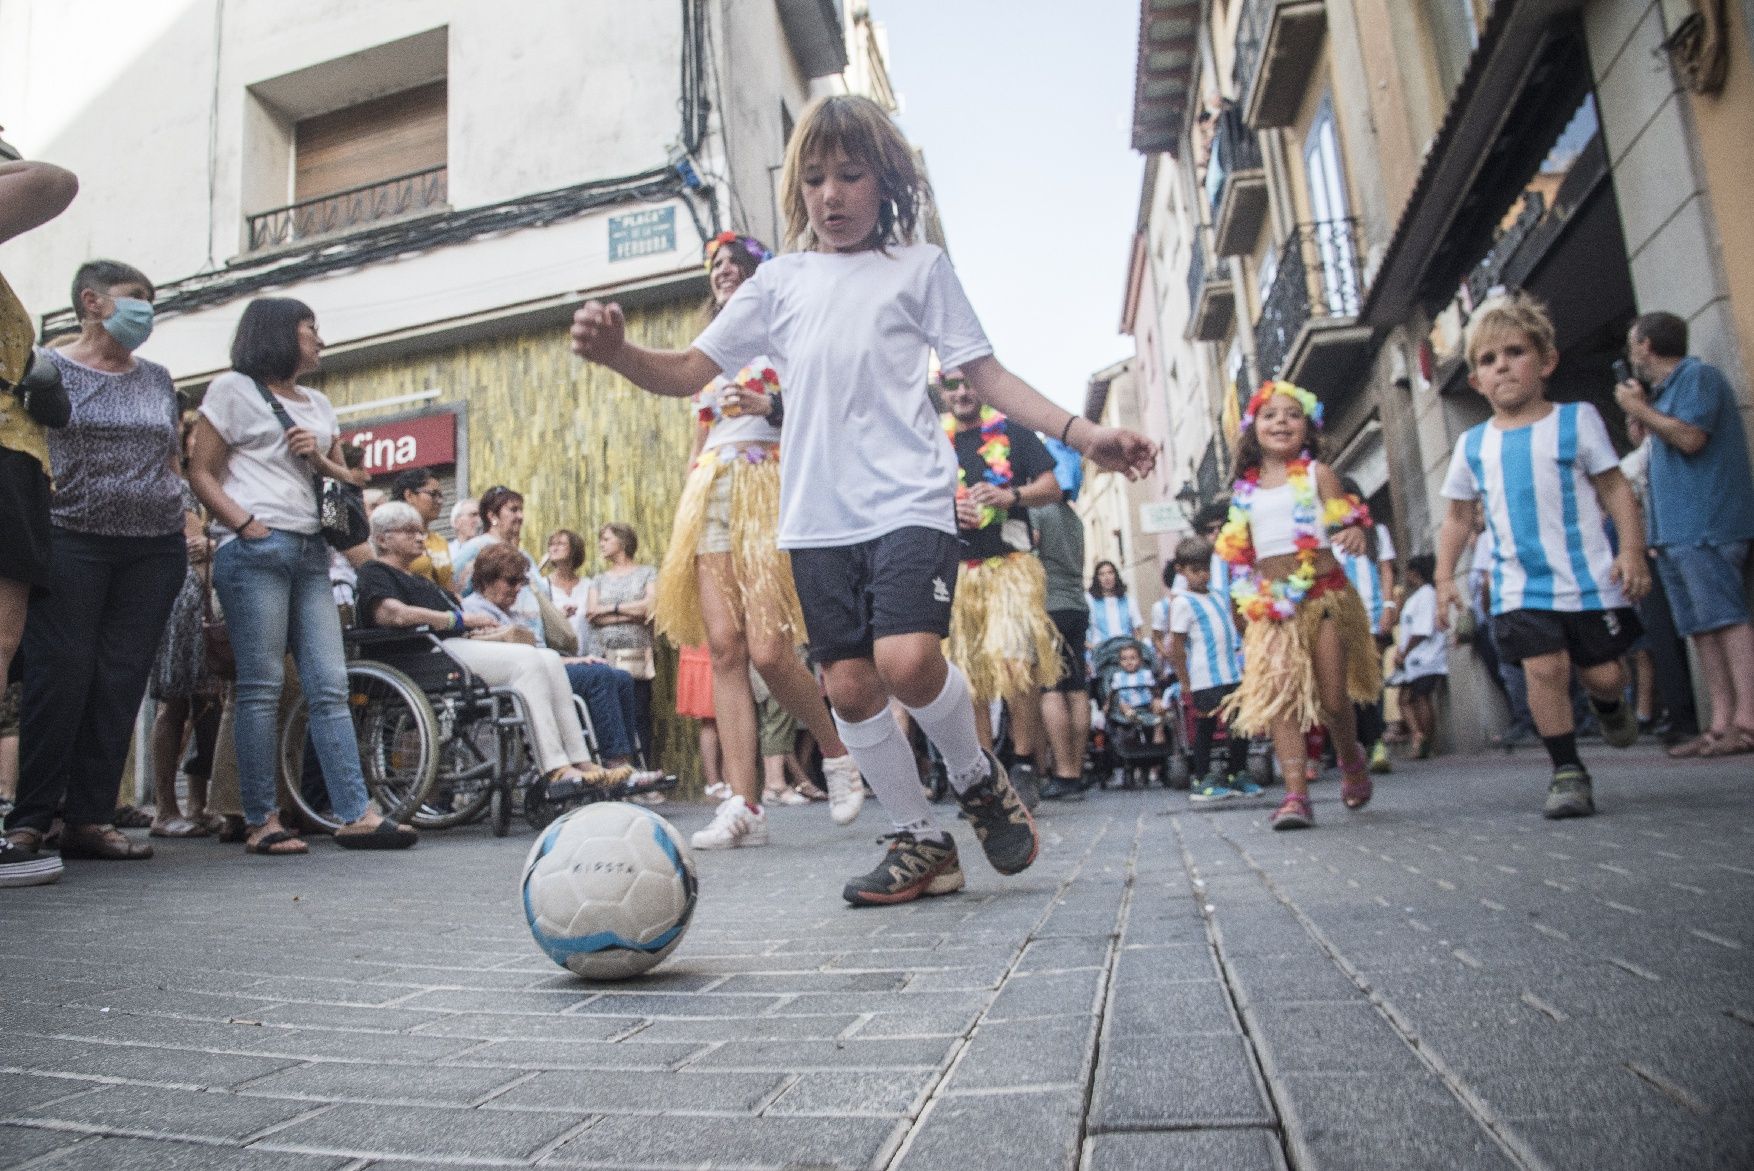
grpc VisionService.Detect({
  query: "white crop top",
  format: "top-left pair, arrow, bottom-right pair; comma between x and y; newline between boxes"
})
1249,481 -> 1332,558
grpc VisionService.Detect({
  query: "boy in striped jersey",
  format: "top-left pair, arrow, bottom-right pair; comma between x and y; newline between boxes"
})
1435,293 -> 1649,819
1165,537 -> 1262,803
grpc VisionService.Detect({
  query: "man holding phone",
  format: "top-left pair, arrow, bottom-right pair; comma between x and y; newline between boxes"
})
1617,312 -> 1754,758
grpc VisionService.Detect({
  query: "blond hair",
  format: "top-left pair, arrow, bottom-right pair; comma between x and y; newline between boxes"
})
779,94 -> 927,253
1464,290 -> 1557,369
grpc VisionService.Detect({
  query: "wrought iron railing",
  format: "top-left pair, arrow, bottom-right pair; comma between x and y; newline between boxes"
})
1207,106 -> 1264,217
1186,229 -> 1232,309
1231,0 -> 1265,112
247,165 -> 448,251
1253,219 -> 1363,380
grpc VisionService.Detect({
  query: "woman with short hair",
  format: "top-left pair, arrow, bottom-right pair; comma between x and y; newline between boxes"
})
187,296 -> 416,855
390,467 -> 453,590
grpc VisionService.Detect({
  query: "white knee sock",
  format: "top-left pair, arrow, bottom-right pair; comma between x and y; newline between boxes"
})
904,664 -> 988,793
834,707 -> 941,839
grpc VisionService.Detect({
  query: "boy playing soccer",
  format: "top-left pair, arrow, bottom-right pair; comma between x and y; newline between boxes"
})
1164,537 -> 1261,803
570,94 -> 1154,903
1435,292 -> 1649,819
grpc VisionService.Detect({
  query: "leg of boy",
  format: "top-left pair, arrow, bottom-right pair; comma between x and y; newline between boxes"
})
825,655 -> 939,837
1189,711 -> 1216,777
1523,650 -> 1577,736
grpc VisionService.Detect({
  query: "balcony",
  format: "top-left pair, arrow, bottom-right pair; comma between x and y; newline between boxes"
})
1207,106 -> 1268,256
1232,0 -> 1328,130
1185,229 -> 1235,343
1253,219 -> 1372,392
247,165 -> 448,252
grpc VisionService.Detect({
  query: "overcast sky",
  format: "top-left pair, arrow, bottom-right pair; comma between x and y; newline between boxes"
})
878,0 -> 1145,413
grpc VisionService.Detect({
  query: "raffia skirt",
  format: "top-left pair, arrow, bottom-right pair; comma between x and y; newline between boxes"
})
654,443 -> 806,651
946,552 -> 1064,702
1220,573 -> 1381,736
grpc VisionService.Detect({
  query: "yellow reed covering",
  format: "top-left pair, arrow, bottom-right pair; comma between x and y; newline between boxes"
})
654,445 -> 805,649
1221,582 -> 1382,736
947,552 -> 1064,701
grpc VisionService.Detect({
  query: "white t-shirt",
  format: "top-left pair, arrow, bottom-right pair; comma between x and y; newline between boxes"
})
199,372 -> 336,547
693,244 -> 993,548
1150,596 -> 1172,636
1170,591 -> 1243,691
1442,401 -> 1626,614
1398,583 -> 1448,679
697,356 -> 785,451
548,575 -> 593,656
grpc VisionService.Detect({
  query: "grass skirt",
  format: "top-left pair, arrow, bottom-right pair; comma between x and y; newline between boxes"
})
946,553 -> 1064,702
654,446 -> 805,650
1220,580 -> 1381,736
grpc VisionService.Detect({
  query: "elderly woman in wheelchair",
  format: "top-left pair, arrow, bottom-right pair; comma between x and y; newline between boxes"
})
355,506 -> 625,796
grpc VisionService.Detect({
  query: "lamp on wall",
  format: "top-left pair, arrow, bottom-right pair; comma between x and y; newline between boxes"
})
1174,480 -> 1201,521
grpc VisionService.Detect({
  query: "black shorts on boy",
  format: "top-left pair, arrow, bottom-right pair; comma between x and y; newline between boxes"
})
1492,607 -> 1642,669
790,526 -> 961,663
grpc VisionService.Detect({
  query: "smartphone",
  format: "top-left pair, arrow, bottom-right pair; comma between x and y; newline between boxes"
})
1612,358 -> 1640,388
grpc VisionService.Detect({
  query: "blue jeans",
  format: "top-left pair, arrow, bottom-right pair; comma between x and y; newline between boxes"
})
212,529 -> 368,826
564,662 -> 640,759
8,528 -> 186,834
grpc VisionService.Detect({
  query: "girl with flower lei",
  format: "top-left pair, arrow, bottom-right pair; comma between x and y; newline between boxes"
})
1217,381 -> 1383,830
653,232 -> 864,845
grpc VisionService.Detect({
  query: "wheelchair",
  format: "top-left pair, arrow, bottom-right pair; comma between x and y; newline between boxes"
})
278,626 -> 660,837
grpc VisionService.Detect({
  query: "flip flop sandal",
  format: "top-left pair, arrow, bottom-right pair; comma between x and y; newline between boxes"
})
151,817 -> 207,838
245,829 -> 308,856
112,804 -> 154,829
334,821 -> 419,850
1340,756 -> 1373,811
1698,728 -> 1754,757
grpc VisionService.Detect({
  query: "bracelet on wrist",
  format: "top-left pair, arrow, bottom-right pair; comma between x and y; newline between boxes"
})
1059,414 -> 1081,446
234,514 -> 255,534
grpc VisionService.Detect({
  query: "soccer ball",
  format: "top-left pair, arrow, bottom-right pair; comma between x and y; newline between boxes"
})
521,802 -> 698,980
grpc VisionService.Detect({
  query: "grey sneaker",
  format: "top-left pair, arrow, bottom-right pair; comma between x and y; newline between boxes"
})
1543,765 -> 1595,819
842,832 -> 965,905
0,836 -> 64,888
1597,702 -> 1639,749
955,750 -> 1040,875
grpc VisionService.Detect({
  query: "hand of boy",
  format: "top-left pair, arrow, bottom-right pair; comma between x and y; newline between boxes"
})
1434,580 -> 1461,630
1082,425 -> 1157,479
1611,548 -> 1651,602
570,301 -> 626,363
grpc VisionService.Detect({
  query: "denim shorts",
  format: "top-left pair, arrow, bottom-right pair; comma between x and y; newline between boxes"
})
1656,541 -> 1751,637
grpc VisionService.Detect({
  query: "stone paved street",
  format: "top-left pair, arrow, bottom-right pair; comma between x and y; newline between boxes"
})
3,742 -> 1752,1170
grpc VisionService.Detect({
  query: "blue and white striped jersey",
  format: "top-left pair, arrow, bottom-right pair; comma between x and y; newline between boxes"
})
1442,401 -> 1626,615
1169,590 -> 1243,691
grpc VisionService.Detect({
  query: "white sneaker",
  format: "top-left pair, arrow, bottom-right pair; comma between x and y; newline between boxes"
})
690,796 -> 769,850
702,781 -> 731,800
822,754 -> 865,826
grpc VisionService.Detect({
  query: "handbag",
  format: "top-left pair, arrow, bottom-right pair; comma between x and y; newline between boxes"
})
200,560 -> 235,681
249,378 -> 365,550
606,644 -> 656,681
535,585 -> 580,655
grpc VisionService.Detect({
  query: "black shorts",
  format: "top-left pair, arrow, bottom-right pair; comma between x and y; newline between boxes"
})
1190,683 -> 1239,717
789,527 -> 961,665
1047,609 -> 1088,692
1491,607 -> 1642,669
1402,674 -> 1444,700
0,446 -> 53,594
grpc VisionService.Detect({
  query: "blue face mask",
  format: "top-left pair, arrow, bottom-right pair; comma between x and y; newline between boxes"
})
102,297 -> 155,351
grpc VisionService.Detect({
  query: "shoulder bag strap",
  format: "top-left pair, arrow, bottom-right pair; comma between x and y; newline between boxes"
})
249,376 -> 326,507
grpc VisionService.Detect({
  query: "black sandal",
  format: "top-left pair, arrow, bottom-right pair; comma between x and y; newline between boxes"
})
245,829 -> 308,856
333,820 -> 418,850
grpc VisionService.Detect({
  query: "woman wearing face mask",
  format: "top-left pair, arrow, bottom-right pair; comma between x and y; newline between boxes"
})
4,260 -> 189,862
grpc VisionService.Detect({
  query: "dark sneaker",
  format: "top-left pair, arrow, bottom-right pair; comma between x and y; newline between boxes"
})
955,750 -> 1041,875
1038,775 -> 1085,802
1598,702 -> 1639,749
1226,773 -> 1266,798
0,836 -> 64,888
1188,769 -> 1238,804
842,832 -> 965,906
1543,765 -> 1595,819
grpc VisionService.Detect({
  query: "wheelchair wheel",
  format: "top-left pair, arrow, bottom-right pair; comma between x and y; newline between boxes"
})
490,782 -> 513,837
280,661 -> 439,832
413,719 -> 498,829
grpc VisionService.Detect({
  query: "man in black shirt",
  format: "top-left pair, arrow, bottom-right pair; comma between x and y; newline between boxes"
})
939,371 -> 1063,788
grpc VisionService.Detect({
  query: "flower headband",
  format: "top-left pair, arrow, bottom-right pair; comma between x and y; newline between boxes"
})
1240,379 -> 1323,431
704,231 -> 773,270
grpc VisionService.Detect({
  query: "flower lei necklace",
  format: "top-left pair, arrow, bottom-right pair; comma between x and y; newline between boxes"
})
942,405 -> 1012,529
1217,458 -> 1372,622
697,363 -> 779,425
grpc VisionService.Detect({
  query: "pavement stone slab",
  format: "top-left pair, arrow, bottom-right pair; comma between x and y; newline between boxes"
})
1088,1030 -> 1273,1131
262,1100 -> 586,1161
942,1014 -> 1098,1091
895,1087 -> 1084,1171
18,1082 -> 318,1143
1082,1128 -> 1287,1171
545,1112 -> 902,1169
486,1068 -> 784,1114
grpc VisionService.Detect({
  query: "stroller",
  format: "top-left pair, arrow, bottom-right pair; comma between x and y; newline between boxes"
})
1089,635 -> 1185,789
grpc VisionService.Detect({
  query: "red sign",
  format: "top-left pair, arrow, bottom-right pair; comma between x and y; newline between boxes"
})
341,412 -> 456,475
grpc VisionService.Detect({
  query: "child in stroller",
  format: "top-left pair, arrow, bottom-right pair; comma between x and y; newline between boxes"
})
1090,636 -> 1178,788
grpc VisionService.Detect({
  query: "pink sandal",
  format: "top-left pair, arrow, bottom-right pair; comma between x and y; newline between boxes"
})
1340,750 -> 1373,810
1270,793 -> 1314,830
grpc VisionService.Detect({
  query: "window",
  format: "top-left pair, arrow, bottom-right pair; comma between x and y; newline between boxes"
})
295,81 -> 447,206
1303,96 -> 1358,315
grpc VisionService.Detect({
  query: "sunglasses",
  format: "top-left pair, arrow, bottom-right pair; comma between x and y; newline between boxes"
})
937,376 -> 967,391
